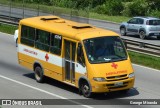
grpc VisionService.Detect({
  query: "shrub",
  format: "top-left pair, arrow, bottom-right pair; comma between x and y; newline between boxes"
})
94,4 -> 107,14
94,0 -> 123,16
149,10 -> 160,18
122,0 -> 148,17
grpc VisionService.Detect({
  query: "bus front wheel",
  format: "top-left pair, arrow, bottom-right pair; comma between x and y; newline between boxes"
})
80,82 -> 92,98
34,66 -> 44,83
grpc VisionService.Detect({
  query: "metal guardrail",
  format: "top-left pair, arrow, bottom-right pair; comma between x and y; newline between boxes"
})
122,39 -> 160,57
0,15 -> 19,25
0,15 -> 160,57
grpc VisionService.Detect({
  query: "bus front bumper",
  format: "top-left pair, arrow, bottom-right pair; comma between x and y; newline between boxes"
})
91,78 -> 135,93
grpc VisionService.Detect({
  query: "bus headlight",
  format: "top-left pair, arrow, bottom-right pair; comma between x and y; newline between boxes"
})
93,77 -> 106,82
128,72 -> 135,78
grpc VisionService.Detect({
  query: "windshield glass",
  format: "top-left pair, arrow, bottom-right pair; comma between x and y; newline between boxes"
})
83,36 -> 127,64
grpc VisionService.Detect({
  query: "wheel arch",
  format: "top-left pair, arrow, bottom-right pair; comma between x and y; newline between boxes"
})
139,28 -> 146,33
33,61 -> 44,72
120,25 -> 126,29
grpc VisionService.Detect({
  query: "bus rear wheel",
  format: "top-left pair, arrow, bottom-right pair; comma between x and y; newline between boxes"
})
34,66 -> 44,83
80,82 -> 92,98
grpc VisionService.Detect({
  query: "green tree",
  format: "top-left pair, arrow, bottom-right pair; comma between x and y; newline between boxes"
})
122,0 -> 148,16
94,0 -> 123,15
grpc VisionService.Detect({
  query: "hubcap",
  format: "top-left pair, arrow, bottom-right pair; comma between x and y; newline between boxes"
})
83,85 -> 89,95
140,31 -> 145,39
35,70 -> 40,80
120,28 -> 125,35
121,29 -> 124,34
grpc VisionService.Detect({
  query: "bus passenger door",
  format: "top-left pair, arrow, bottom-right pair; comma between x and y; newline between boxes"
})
64,40 -> 76,83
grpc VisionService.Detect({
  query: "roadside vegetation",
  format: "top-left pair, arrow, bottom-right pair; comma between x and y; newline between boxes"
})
0,23 -> 17,34
0,0 -> 160,23
129,51 -> 160,70
9,0 -> 160,17
0,23 -> 159,70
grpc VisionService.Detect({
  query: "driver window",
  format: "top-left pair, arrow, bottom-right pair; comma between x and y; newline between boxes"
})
77,43 -> 85,66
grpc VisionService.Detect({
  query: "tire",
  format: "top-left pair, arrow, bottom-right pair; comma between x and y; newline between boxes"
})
139,30 -> 146,39
120,89 -> 129,94
157,36 -> 160,40
34,66 -> 44,83
120,27 -> 126,36
80,82 -> 92,98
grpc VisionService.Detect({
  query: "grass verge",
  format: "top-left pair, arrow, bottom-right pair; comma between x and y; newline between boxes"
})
0,23 -> 17,34
0,23 -> 159,70
129,51 -> 160,70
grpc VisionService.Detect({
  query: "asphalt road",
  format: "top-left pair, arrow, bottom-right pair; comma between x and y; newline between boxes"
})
0,4 -> 160,46
0,32 -> 160,108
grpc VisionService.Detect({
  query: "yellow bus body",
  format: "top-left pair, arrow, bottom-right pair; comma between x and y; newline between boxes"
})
17,16 -> 135,97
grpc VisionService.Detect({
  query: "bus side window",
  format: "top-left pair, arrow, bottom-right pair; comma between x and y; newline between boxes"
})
21,25 -> 35,47
35,29 -> 50,52
50,34 -> 62,55
77,43 -> 85,67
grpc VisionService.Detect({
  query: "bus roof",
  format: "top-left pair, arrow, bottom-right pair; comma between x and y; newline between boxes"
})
19,16 -> 119,40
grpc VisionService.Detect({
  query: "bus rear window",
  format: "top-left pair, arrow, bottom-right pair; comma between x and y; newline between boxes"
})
21,25 -> 35,47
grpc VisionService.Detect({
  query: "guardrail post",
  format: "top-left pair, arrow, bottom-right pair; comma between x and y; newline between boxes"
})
22,0 -> 24,18
9,0 -> 12,21
37,0 -> 39,16
139,42 -> 145,48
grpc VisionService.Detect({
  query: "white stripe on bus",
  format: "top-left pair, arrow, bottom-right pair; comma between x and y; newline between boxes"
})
18,44 -> 86,74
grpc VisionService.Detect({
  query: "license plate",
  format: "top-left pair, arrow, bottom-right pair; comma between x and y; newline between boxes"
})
114,82 -> 123,87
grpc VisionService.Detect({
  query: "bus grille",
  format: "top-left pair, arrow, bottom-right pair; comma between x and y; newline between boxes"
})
106,74 -> 128,82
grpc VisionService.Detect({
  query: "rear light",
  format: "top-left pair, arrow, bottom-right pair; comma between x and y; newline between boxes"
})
146,20 -> 149,25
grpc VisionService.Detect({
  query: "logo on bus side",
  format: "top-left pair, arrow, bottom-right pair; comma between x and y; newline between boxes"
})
45,54 -> 49,61
24,48 -> 38,55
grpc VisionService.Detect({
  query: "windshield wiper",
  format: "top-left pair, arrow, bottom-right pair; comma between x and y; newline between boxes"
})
104,58 -> 111,61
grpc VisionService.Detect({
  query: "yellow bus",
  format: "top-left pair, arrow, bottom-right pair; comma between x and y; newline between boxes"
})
17,16 -> 135,97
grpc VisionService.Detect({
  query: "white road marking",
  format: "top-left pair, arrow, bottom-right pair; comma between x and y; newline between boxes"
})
0,74 -> 94,108
133,64 -> 160,72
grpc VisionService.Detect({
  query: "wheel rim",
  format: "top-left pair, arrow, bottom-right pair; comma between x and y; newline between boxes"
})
82,84 -> 90,97
120,28 -> 125,35
140,31 -> 145,39
35,69 -> 41,81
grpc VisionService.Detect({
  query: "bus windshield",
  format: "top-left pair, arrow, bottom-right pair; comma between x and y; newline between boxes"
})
83,36 -> 127,64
